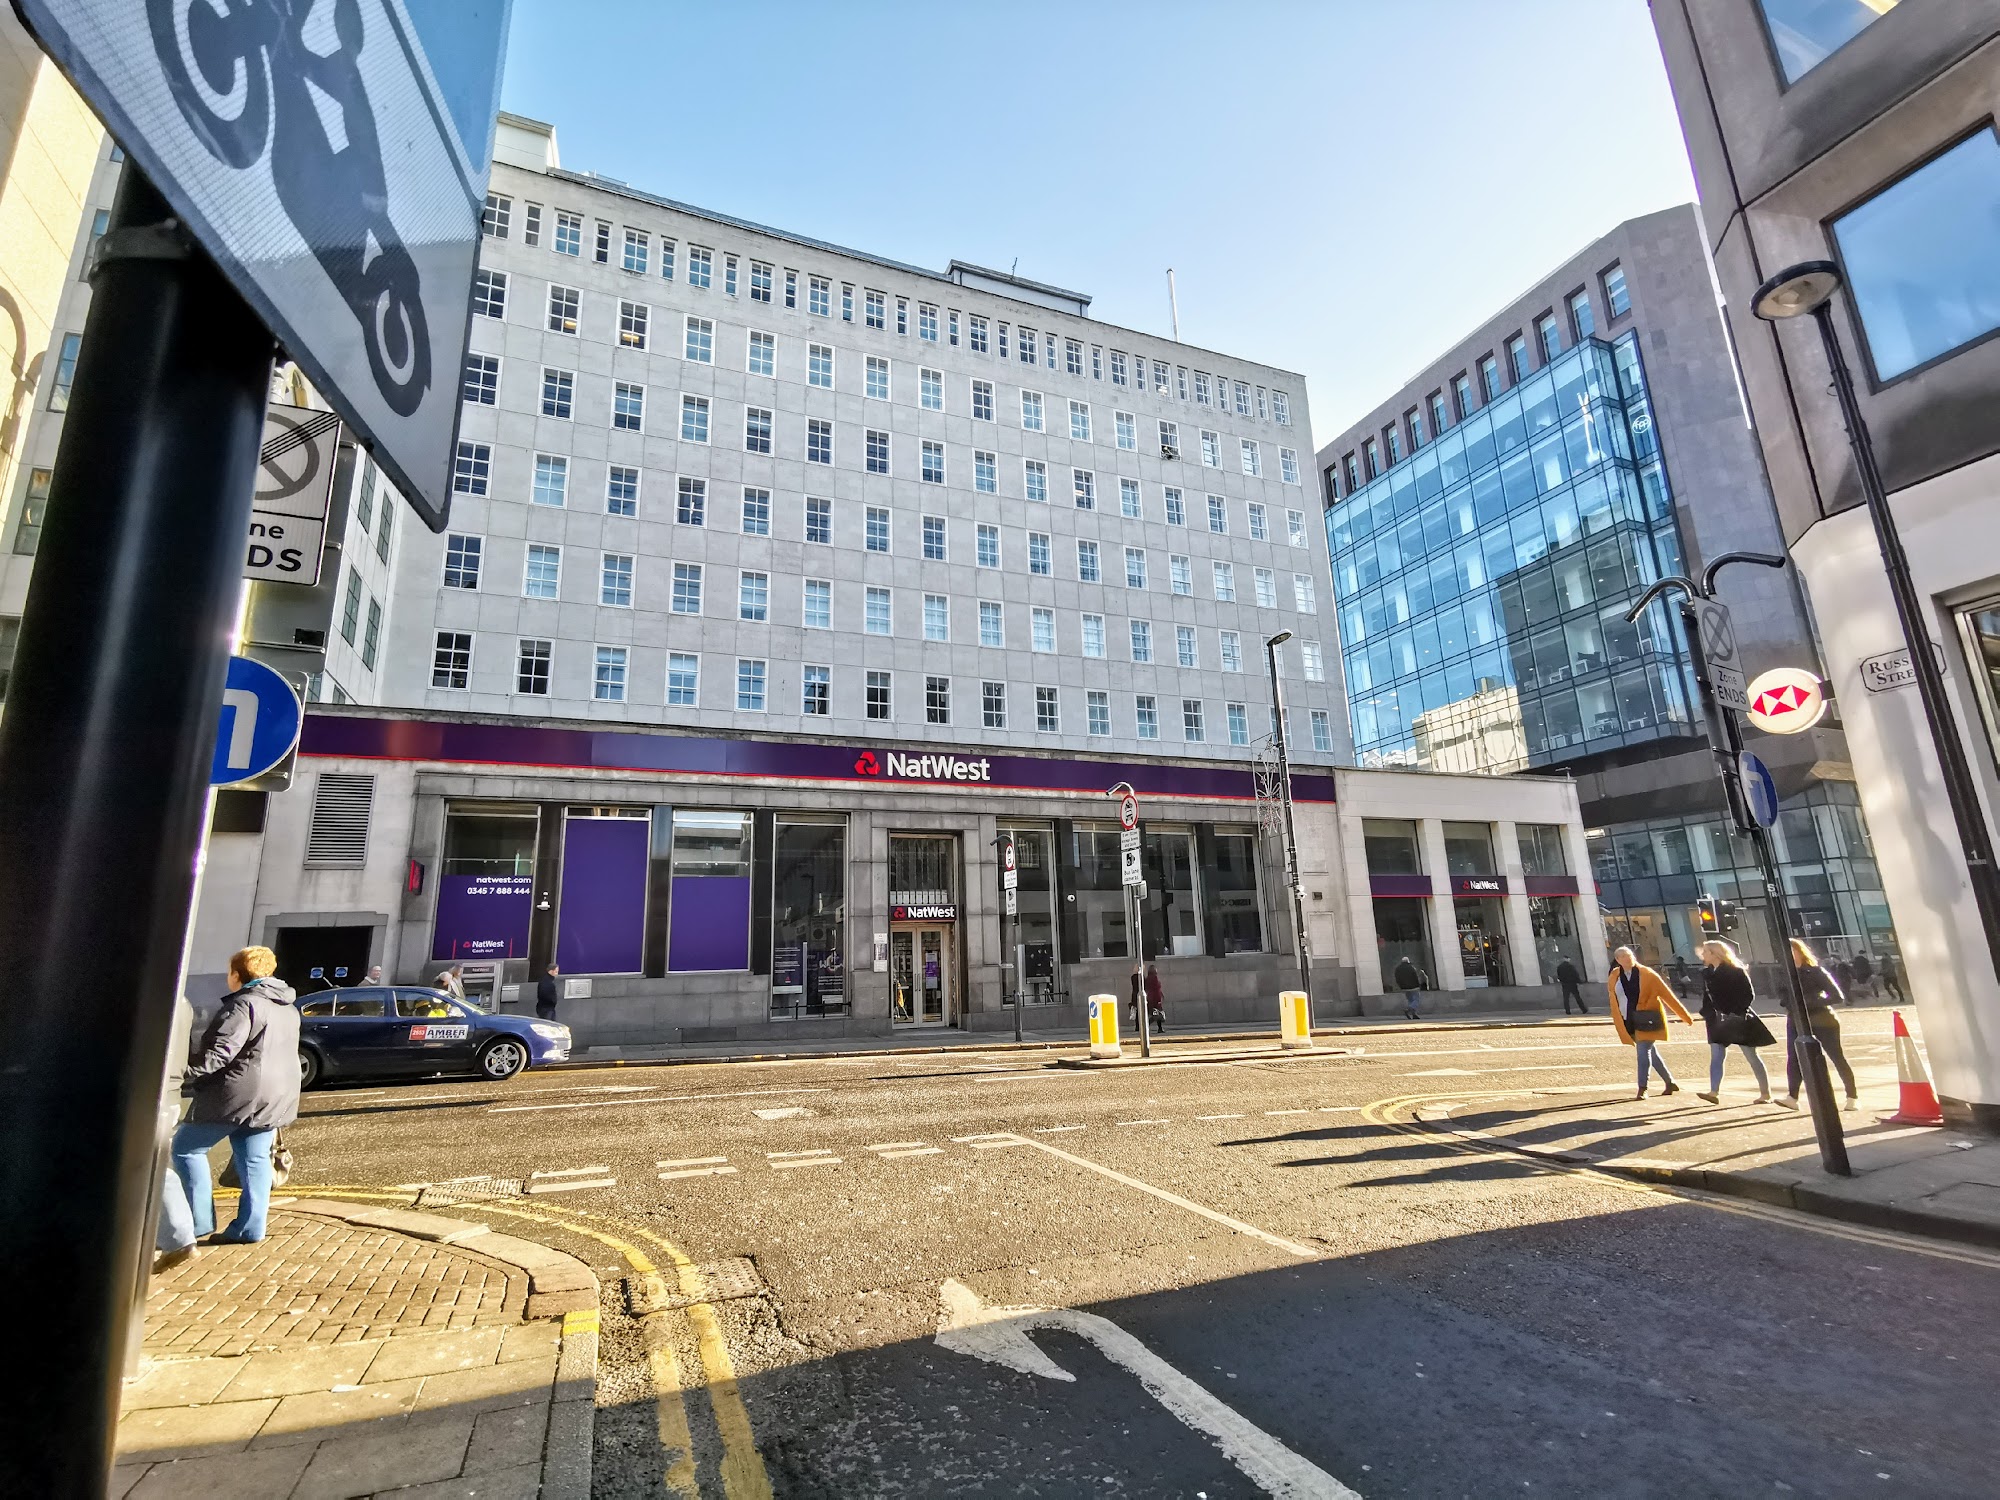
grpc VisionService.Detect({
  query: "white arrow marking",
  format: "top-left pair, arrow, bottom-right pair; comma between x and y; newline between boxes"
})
221,686 -> 259,769
935,1280 -> 1359,1499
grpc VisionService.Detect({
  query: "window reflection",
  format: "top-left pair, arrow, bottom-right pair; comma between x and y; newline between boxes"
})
1758,0 -> 1899,85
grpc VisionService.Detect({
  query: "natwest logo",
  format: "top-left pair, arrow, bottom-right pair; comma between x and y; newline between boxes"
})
851,745 -> 994,783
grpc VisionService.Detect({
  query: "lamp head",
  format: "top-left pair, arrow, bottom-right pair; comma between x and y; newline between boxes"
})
1266,630 -> 1294,649
1752,260 -> 1843,321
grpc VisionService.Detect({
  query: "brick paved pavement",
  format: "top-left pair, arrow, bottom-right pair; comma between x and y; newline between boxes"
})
144,1205 -> 526,1358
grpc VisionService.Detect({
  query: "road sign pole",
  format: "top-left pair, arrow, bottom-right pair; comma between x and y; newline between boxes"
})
0,168 -> 275,1495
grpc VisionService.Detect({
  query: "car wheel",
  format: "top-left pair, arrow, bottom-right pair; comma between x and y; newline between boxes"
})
477,1037 -> 528,1081
298,1046 -> 322,1090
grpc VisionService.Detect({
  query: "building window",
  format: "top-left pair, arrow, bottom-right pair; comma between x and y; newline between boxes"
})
971,379 -> 994,420
594,221 -> 612,264
669,653 -> 700,707
1109,350 -> 1128,385
517,639 -> 551,695
1175,624 -> 1197,668
743,406 -> 772,453
672,561 -> 703,614
532,454 -> 568,507
737,659 -> 767,711
1136,696 -> 1159,740
1568,289 -> 1596,341
1294,573 -> 1317,612
748,329 -> 776,377
865,355 -> 890,401
1302,639 -> 1324,680
618,300 -> 649,350
676,477 -> 707,527
1182,700 -> 1205,742
1227,703 -> 1249,746
683,316 -> 713,364
680,396 -> 710,443
1603,263 -> 1631,320
621,227 -> 648,275
807,418 -> 832,464
865,289 -> 886,329
1170,555 -> 1192,595
1213,561 -> 1235,601
742,487 -> 771,535
1254,567 -> 1277,608
1081,613 -> 1106,657
982,681 -> 1006,728
540,367 -> 573,419
980,600 -> 1004,648
969,314 -> 989,353
1758,0 -> 1899,83
924,593 -> 950,641
866,670 -> 892,720
1386,426 -> 1404,466
1160,420 -> 1180,457
1479,355 -> 1501,401
687,246 -> 713,287
12,467 -> 51,555
339,567 -> 361,645
1121,477 -> 1141,518
1031,607 -> 1056,654
920,367 -> 944,411
1116,411 -> 1137,450
613,381 -> 645,431
521,202 -> 541,247
1452,373 -> 1473,420
1208,495 -> 1228,534
804,578 -> 832,629
1077,539 -> 1100,582
1021,390 -> 1044,431
921,440 -> 945,484
919,303 -> 939,342
1310,710 -> 1334,753
452,442 -> 490,496
808,343 -> 834,388
607,465 -> 639,516
801,663 -> 829,716
432,631 -> 472,689
738,570 -> 769,621
524,543 -> 561,599
1288,509 -> 1307,547
1130,620 -> 1153,663
553,210 -> 581,257
922,514 -> 948,561
1507,333 -> 1530,384
1220,630 -> 1242,672
546,284 -> 578,334
748,260 -> 772,303
975,450 -> 998,494
1070,400 -> 1092,441
1164,488 -> 1186,527
864,428 -> 890,474
592,646 -> 627,702
472,268 -> 506,319
809,276 -> 831,316
865,586 -> 892,635
842,284 -> 854,321
805,496 -> 831,545
1024,460 -> 1048,503
1280,448 -> 1300,485
977,523 -> 1000,568
460,351 -> 498,405
1073,470 -> 1095,510
362,598 -> 381,669
866,506 -> 890,552
1029,532 -> 1051,576
1126,547 -> 1148,590
1834,127 -> 2000,380
443,535 -> 481,589
924,675 -> 951,724
480,191 -> 510,238
1233,379 -> 1251,414
1536,313 -> 1561,363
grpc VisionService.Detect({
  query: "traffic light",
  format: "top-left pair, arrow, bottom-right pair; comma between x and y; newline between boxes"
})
1698,895 -> 1718,935
1717,899 -> 1740,935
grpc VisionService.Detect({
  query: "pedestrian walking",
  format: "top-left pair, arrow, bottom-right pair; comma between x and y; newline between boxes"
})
1833,954 -> 1855,998
1392,956 -> 1427,1020
170,947 -> 300,1244
1144,963 -> 1166,1031
1850,950 -> 1875,1000
1607,945 -> 1692,1100
1781,938 -> 1860,1112
1669,953 -> 1693,994
536,964 -> 561,1020
1555,956 -> 1587,1015
1879,952 -> 1906,1002
1694,939 -> 1774,1103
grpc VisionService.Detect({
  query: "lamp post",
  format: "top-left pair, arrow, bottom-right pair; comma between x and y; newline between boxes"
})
1264,631 -> 1313,1030
1756,263 -> 2000,1006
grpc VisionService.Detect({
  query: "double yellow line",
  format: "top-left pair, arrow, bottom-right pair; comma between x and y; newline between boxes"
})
292,1186 -> 772,1498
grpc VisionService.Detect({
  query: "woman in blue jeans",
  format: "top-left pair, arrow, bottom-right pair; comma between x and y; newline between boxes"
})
172,946 -> 300,1244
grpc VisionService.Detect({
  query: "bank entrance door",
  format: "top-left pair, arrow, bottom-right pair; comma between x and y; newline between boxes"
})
891,927 -> 952,1026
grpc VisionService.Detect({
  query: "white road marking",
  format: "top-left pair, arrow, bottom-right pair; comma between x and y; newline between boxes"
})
531,1166 -> 611,1179
879,1147 -> 945,1159
489,1086 -> 828,1114
1403,1067 -> 1479,1077
770,1156 -> 843,1170
525,1177 -> 616,1194
1196,1113 -> 1246,1121
1032,1125 -> 1087,1134
657,1157 -> 731,1169
1317,1106 -> 1361,1113
866,1142 -> 928,1151
1009,1136 -> 1318,1259
753,1106 -> 814,1120
936,1280 -> 1356,1499
659,1166 -> 738,1180
1263,1109 -> 1311,1116
953,1133 -> 1031,1150
1117,1118 -> 1172,1127
767,1149 -> 835,1159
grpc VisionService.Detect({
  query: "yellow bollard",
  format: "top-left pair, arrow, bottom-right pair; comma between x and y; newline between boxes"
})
1279,990 -> 1314,1049
1087,993 -> 1122,1059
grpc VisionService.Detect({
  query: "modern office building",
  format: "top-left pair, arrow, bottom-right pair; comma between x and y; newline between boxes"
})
1649,1 -> 2000,1124
1318,205 -> 1896,986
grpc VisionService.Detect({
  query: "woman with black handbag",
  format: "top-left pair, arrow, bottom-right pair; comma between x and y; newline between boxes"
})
1695,939 -> 1774,1104
1781,939 -> 1860,1111
1607,946 -> 1694,1099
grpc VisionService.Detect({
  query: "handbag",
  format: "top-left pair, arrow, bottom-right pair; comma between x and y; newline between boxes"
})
219,1128 -> 294,1189
1714,1010 -> 1776,1048
1628,1006 -> 1664,1034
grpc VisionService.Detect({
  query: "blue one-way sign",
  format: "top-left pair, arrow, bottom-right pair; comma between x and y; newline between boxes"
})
211,653 -> 302,785
13,0 -> 513,531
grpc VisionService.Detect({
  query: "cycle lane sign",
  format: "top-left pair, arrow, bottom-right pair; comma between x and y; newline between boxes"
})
13,0 -> 514,532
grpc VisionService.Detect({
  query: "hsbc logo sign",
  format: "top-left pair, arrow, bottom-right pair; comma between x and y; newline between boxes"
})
852,747 -> 994,783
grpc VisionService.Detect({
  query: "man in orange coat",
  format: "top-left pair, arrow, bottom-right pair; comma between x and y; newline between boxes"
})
1607,946 -> 1694,1100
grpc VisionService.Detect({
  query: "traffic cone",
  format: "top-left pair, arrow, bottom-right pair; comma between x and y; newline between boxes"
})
1882,1009 -> 1945,1126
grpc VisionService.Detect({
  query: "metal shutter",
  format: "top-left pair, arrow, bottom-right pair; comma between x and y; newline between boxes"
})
305,773 -> 374,866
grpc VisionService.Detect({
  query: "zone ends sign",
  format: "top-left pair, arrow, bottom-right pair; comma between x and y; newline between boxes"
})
16,0 -> 514,532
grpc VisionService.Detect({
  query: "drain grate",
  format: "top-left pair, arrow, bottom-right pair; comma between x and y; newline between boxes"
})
415,1176 -> 526,1207
624,1257 -> 764,1315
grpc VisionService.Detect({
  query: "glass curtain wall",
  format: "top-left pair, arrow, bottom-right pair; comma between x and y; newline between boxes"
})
1327,333 -> 1694,772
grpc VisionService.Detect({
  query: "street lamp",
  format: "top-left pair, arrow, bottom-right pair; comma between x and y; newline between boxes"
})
1752,261 -> 2000,1026
1264,631 -> 1313,1030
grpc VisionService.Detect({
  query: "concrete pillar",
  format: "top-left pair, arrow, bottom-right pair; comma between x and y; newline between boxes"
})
1563,813 -> 1610,975
1496,820 -> 1543,987
1341,810 -> 1385,994
1420,819 -> 1466,991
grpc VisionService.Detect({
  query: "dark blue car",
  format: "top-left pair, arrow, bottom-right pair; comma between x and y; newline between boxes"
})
295,985 -> 570,1087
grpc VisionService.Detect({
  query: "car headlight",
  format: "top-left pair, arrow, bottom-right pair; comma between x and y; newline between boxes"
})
529,1022 -> 569,1040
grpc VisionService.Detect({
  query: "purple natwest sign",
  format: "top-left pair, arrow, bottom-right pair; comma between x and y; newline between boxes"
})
302,716 -> 1338,803
430,875 -> 533,962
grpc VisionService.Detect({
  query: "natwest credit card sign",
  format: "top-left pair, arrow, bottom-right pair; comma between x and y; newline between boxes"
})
430,874 -> 532,961
14,0 -> 513,531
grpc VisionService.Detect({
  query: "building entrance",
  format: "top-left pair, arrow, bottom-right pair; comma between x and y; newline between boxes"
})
1453,897 -> 1511,987
891,926 -> 952,1025
274,925 -> 373,995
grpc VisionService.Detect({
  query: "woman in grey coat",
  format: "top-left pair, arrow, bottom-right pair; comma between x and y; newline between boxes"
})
171,946 -> 300,1244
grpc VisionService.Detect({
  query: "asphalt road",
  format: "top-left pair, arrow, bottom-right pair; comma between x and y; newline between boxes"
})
285,1013 -> 2000,1498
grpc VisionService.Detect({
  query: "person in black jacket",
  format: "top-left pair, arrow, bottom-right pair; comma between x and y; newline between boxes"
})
1555,957 -> 1586,1014
1784,939 -> 1859,1110
1392,956 -> 1427,1020
1695,939 -> 1772,1104
171,946 -> 300,1244
536,964 -> 561,1020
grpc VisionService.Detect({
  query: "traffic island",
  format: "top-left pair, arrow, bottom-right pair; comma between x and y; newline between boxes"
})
114,1198 -> 597,1499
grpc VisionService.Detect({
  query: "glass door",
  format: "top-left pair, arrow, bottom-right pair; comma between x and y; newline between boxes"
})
891,931 -> 916,1024
919,928 -> 949,1023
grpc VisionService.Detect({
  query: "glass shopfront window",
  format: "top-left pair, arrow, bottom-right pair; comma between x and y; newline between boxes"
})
1442,821 -> 1495,875
1529,896 -> 1583,979
1363,818 -> 1423,874
1517,822 -> 1568,876
1071,823 -> 1133,959
1373,899 -> 1434,992
432,804 -> 537,964
1000,823 -> 1060,1000
667,810 -> 751,972
1142,827 -> 1202,958
771,817 -> 846,1017
889,835 -> 956,906
1209,826 -> 1265,954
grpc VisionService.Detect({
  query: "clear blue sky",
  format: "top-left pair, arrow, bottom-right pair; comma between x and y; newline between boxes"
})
499,0 -> 1695,449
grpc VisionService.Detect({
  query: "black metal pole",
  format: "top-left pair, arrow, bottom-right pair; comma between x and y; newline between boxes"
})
1265,642 -> 1313,1027
1809,301 -> 2000,993
0,168 -> 274,1495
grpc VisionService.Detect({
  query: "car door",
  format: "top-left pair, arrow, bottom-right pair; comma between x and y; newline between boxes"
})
395,989 -> 480,1074
297,994 -> 337,1067
328,988 -> 406,1075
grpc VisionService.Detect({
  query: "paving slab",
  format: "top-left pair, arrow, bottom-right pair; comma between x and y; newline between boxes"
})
289,1413 -> 473,1500
122,1445 -> 313,1500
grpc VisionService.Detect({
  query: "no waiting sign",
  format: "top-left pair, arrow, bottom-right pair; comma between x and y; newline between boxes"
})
245,403 -> 340,585
15,0 -> 513,531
